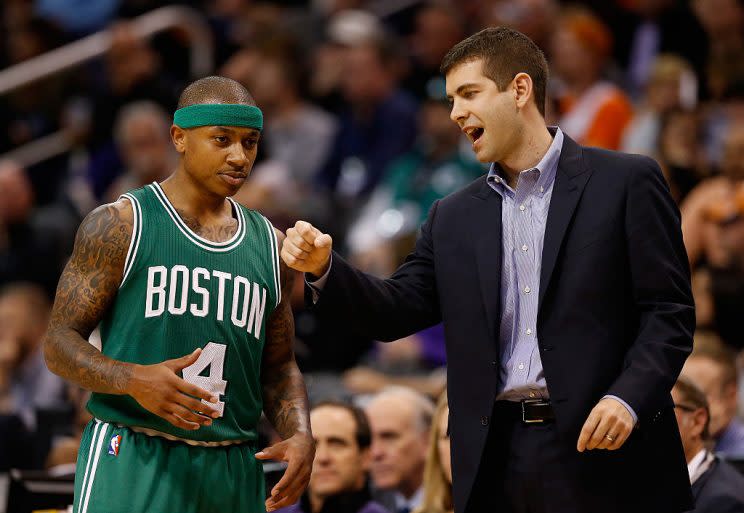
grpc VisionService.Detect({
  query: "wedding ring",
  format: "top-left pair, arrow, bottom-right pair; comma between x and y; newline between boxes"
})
605,434 -> 615,442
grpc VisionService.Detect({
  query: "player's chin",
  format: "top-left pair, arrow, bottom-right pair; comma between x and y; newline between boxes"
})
216,174 -> 247,195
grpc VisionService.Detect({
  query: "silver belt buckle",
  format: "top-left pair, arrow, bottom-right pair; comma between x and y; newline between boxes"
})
521,398 -> 545,424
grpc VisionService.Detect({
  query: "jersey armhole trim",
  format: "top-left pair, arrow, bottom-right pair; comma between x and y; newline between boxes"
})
261,216 -> 281,308
119,194 -> 142,287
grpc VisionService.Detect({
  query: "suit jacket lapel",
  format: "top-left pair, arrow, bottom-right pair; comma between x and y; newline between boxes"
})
473,180 -> 502,343
538,135 -> 592,311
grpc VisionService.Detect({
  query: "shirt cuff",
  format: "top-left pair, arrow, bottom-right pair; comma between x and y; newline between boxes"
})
305,257 -> 332,304
603,395 -> 638,426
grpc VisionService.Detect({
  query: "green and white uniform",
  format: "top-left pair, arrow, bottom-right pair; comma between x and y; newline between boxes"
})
73,182 -> 281,513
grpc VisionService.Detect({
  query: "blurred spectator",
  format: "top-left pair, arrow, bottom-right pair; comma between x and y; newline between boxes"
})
0,283 -> 66,429
681,121 -> 744,269
655,108 -> 704,203
0,14 -> 69,186
365,387 -> 433,513
621,54 -> 697,156
345,84 -> 484,273
413,390 -> 451,513
473,0 -> 558,51
45,385 -> 91,474
104,101 -> 175,201
402,3 -> 465,101
550,6 -> 634,150
308,9 -> 385,113
35,0 -> 120,35
672,375 -> 744,512
682,340 -> 744,458
608,0 -> 709,99
86,22 -> 180,198
276,400 -> 389,513
692,0 -> 744,66
225,43 -> 337,225
316,35 -> 418,230
0,160 -> 78,295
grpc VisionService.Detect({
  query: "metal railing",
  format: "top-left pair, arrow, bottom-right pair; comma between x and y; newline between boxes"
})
0,5 -> 213,166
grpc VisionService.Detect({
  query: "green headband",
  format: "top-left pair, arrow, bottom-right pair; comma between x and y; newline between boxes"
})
173,104 -> 263,131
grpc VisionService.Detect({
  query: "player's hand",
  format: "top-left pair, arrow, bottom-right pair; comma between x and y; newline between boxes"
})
256,432 -> 315,512
126,349 -> 220,431
281,221 -> 332,278
577,397 -> 635,452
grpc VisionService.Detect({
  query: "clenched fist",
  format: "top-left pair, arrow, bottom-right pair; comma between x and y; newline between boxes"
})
281,221 -> 333,277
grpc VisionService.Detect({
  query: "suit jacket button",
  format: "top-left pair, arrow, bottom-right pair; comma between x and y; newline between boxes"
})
481,416 -> 489,426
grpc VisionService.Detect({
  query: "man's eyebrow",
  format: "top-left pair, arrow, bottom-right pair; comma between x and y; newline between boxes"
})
446,83 -> 480,100
456,83 -> 479,94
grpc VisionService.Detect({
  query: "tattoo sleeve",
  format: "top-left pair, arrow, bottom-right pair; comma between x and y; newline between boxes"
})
43,200 -> 135,394
261,230 -> 311,439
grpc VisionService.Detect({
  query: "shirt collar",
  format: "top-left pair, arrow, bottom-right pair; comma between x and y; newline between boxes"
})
687,448 -> 714,484
394,487 -> 424,511
487,126 -> 563,197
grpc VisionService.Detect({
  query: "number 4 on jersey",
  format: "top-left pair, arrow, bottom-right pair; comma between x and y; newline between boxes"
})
182,342 -> 228,417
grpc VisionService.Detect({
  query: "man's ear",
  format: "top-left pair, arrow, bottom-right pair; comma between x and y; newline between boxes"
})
171,125 -> 186,153
513,72 -> 534,110
691,407 -> 707,438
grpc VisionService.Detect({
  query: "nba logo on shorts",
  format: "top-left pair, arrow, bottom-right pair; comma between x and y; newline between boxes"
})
108,434 -> 121,456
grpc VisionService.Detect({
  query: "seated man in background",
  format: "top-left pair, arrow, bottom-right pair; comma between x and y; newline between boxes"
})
0,283 -> 66,429
672,375 -> 744,512
104,101 -> 175,202
683,339 -> 744,458
365,387 -> 433,513
277,400 -> 389,513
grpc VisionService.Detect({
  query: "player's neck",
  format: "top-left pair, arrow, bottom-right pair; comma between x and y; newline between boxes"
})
160,172 -> 229,219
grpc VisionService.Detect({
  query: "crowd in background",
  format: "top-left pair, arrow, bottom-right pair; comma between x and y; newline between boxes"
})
2,0 -> 744,511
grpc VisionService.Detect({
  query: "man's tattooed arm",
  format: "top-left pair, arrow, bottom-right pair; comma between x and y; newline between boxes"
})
261,230 -> 311,439
43,200 -> 136,393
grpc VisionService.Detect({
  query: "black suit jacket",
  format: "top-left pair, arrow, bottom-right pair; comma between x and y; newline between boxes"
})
312,134 -> 695,513
690,456 -> 744,513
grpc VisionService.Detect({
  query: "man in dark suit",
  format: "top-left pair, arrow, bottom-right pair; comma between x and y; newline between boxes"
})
281,27 -> 695,513
673,375 -> 744,513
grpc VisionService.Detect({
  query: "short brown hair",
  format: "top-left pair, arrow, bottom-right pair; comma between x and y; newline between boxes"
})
312,399 -> 371,450
440,27 -> 548,116
675,374 -> 711,440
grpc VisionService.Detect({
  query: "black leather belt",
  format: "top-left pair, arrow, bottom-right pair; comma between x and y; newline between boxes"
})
495,399 -> 555,424
520,399 -> 554,423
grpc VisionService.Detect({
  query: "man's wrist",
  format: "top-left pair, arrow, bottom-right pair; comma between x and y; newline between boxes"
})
121,362 -> 141,396
308,260 -> 331,281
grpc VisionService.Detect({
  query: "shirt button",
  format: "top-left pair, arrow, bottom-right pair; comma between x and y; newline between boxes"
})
519,205 -> 526,211
518,363 -> 525,370
526,328 -> 533,335
539,186 -> 544,193
521,244 -> 528,251
481,416 -> 489,426
524,286 -> 531,293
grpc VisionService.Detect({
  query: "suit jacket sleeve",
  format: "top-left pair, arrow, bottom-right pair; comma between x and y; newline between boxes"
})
310,201 -> 442,341
606,156 -> 695,420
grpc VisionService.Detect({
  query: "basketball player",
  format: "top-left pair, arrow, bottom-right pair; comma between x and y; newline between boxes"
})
43,76 -> 313,513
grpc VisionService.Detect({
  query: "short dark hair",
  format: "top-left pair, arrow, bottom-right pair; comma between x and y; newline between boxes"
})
675,375 -> 711,440
177,76 -> 256,109
312,399 -> 371,450
440,27 -> 548,116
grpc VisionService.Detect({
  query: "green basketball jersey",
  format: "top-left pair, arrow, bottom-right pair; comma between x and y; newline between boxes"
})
87,182 -> 281,442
